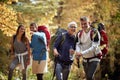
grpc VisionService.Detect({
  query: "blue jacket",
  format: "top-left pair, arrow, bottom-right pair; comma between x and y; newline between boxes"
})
53,32 -> 76,62
30,32 -> 47,60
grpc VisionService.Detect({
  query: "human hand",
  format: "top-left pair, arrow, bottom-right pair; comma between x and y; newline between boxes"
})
47,47 -> 50,52
54,52 -> 59,57
76,52 -> 82,56
76,52 -> 82,57
53,49 -> 59,57
69,49 -> 75,55
97,52 -> 102,59
30,31 -> 34,35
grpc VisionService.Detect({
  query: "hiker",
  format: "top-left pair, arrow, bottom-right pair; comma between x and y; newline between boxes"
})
97,23 -> 109,78
53,21 -> 77,80
30,23 -> 48,80
8,24 -> 30,80
98,23 -> 108,57
91,22 -> 109,57
76,16 -> 102,80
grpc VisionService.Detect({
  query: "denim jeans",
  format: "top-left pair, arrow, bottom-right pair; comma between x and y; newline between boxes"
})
83,61 -> 99,80
55,63 -> 71,80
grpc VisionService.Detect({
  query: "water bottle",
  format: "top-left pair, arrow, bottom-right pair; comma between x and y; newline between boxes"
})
69,46 -> 74,60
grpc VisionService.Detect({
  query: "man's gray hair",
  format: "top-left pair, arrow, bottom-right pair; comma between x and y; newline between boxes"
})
68,21 -> 77,28
80,16 -> 89,22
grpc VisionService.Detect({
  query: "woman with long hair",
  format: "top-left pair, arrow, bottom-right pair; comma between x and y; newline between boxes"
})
8,24 -> 30,80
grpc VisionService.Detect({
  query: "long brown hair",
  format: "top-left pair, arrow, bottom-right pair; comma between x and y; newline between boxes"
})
15,24 -> 27,43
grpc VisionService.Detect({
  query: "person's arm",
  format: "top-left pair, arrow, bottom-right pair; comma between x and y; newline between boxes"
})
75,32 -> 82,54
81,30 -> 101,56
100,30 -> 108,45
30,34 -> 34,48
26,37 -> 31,65
53,35 -> 63,56
10,35 -> 14,55
53,48 -> 59,56
82,42 -> 99,55
10,35 -> 16,59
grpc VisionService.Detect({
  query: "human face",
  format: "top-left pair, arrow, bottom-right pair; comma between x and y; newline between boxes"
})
30,26 -> 37,32
68,24 -> 76,35
80,20 -> 90,31
18,26 -> 25,35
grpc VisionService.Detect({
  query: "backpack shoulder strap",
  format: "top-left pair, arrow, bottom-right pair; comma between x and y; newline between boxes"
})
78,29 -> 96,41
90,29 -> 94,41
59,33 -> 66,46
78,30 -> 83,38
74,30 -> 81,45
90,29 -> 100,42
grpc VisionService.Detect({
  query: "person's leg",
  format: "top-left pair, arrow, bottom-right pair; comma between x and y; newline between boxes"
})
55,63 -> 63,80
22,54 -> 29,80
62,65 -> 71,80
83,61 -> 89,79
22,69 -> 26,80
8,57 -> 19,80
36,74 -> 43,80
87,61 -> 99,80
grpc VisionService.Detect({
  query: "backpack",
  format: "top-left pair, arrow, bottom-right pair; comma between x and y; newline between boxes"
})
49,28 -> 67,61
38,25 -> 51,47
98,23 -> 108,57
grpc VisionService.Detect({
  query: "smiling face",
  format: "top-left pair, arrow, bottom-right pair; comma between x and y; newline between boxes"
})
16,25 -> 25,36
30,23 -> 37,32
19,26 -> 25,35
80,17 -> 90,32
68,24 -> 77,35
30,26 -> 37,32
80,20 -> 90,30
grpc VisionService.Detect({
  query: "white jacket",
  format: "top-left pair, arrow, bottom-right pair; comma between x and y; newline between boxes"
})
76,30 -> 101,62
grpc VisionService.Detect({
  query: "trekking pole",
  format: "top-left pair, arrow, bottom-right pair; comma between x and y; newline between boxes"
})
76,57 -> 80,68
52,57 -> 57,80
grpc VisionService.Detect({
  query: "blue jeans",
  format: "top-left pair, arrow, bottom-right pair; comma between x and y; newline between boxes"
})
83,61 -> 99,80
55,63 -> 71,80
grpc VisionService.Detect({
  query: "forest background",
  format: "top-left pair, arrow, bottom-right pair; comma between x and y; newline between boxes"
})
0,0 -> 120,80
